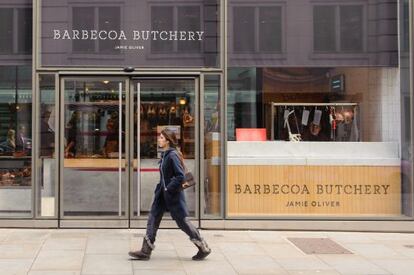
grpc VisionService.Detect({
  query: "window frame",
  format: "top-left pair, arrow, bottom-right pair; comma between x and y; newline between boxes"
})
312,3 -> 367,54
149,4 -> 204,55
231,4 -> 284,54
0,5 -> 32,58
70,5 -> 123,55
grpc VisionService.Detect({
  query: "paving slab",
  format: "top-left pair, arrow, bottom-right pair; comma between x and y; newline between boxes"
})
371,259 -> 414,275
343,243 -> 407,259
31,250 -> 84,271
219,242 -> 266,256
42,238 -> 87,251
0,243 -> 41,259
260,243 -> 308,259
4,231 -> 49,244
225,254 -> 287,274
82,254 -> 133,275
131,249 -> 183,270
0,259 -> 33,275
181,258 -> 238,275
86,238 -> 130,254
318,254 -> 391,275
275,256 -> 333,271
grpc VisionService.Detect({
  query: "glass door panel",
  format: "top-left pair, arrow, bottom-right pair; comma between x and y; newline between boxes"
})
132,78 -> 197,218
61,78 -> 127,217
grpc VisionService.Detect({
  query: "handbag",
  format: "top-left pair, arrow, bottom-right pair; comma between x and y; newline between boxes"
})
175,151 -> 196,190
182,170 -> 196,190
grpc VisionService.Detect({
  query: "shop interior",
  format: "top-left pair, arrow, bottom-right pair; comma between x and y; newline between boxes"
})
0,66 -> 32,189
228,67 -> 400,145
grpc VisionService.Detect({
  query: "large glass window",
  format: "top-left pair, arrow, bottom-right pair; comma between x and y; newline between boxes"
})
0,0 -> 32,218
399,0 -> 412,216
61,79 -> 127,217
37,75 -> 56,217
227,66 -> 409,218
227,0 -> 408,219
203,75 -> 222,217
227,1 -> 406,220
0,65 -> 33,217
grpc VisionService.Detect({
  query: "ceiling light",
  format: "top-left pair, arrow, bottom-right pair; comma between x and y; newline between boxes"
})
179,98 -> 186,105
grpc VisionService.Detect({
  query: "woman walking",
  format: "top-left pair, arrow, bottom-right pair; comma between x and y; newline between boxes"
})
129,128 -> 211,261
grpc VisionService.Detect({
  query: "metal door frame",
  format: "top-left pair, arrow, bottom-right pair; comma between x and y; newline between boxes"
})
129,76 -> 200,224
57,75 -> 200,228
59,76 -> 130,226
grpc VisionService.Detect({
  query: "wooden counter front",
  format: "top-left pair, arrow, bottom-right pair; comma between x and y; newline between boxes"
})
227,165 -> 401,217
64,158 -> 126,169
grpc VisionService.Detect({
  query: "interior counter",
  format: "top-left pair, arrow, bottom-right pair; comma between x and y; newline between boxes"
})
228,142 -> 400,166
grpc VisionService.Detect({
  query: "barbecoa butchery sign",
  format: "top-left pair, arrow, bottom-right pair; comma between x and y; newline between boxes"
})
53,29 -> 205,41
227,166 -> 401,216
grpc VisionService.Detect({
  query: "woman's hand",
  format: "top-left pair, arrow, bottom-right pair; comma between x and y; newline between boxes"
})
182,182 -> 191,189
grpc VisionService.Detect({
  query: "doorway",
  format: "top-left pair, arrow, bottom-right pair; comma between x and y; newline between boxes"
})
59,76 -> 199,227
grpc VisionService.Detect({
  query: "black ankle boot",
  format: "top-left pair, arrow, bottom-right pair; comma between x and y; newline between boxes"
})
129,236 -> 154,260
191,238 -> 211,261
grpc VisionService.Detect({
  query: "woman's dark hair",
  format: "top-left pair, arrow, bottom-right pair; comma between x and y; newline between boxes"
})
161,128 -> 185,167
160,128 -> 179,148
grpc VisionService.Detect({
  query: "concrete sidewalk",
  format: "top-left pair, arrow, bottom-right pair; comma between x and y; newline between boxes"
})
1,229 -> 414,274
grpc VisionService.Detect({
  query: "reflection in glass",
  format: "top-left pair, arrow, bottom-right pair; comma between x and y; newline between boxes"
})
134,79 -> 196,217
229,1 -> 394,67
38,75 -> 56,217
259,7 -> 282,52
62,79 -> 126,216
178,6 -> 201,52
399,0 -> 412,216
0,8 -> 14,54
151,6 -> 174,53
0,65 -> 32,216
233,7 -> 255,52
340,6 -> 363,52
313,6 -> 336,52
203,75 -> 221,217
17,8 -> 32,54
72,7 -> 94,53
0,7 -> 32,54
99,7 -> 121,54
227,66 -> 410,217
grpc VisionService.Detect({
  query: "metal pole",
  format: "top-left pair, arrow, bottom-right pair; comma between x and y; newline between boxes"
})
118,82 -> 122,216
137,82 -> 141,216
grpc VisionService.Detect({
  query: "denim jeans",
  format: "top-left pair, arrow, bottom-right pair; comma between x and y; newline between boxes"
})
145,211 -> 202,244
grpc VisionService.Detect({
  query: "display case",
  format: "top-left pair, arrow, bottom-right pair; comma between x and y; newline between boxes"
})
0,157 -> 31,187
269,102 -> 360,142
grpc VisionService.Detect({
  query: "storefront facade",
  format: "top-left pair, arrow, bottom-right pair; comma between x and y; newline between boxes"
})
0,0 -> 413,231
